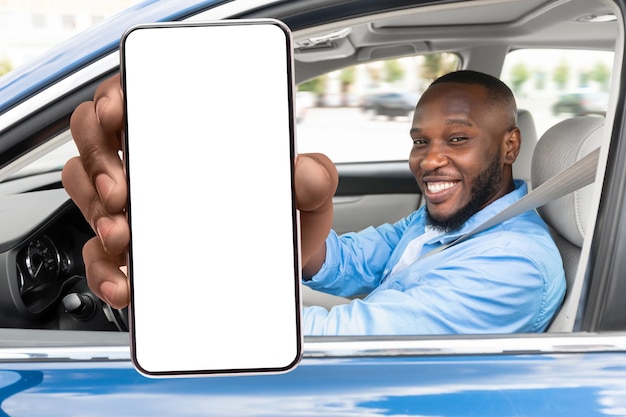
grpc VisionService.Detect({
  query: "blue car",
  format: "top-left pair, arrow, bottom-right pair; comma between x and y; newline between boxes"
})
1,0 -> 626,415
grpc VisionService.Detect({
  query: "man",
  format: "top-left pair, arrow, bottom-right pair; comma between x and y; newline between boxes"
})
63,70 -> 566,336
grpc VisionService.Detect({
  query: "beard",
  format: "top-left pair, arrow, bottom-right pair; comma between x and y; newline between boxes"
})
426,150 -> 503,233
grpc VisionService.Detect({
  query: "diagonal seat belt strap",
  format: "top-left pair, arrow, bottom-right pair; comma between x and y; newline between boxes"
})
424,147 -> 600,257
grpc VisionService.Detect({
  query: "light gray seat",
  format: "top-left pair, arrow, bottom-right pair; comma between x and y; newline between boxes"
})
513,109 -> 539,184
531,116 -> 604,332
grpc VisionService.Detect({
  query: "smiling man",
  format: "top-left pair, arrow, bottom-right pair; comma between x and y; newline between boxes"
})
300,70 -> 566,335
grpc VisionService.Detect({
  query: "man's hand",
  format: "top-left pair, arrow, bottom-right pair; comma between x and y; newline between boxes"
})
62,74 -> 130,308
62,74 -> 338,309
295,153 -> 337,276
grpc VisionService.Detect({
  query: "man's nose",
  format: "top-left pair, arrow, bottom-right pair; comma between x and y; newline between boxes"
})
420,142 -> 449,171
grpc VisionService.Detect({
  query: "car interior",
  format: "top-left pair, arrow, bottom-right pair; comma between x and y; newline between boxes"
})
291,0 -> 618,333
0,0 -> 621,344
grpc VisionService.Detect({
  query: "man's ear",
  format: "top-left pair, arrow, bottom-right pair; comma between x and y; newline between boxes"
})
503,127 -> 521,165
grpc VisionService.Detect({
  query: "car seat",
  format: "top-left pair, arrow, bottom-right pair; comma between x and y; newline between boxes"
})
531,116 -> 604,332
513,109 -> 539,184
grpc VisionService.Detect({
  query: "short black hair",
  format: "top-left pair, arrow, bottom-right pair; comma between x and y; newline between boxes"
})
430,70 -> 517,128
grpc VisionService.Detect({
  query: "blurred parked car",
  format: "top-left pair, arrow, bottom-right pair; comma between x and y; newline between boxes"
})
1,0 -> 626,415
318,92 -> 359,107
360,91 -> 419,119
552,90 -> 609,116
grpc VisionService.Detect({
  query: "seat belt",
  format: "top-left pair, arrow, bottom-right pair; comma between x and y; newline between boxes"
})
424,147 -> 600,258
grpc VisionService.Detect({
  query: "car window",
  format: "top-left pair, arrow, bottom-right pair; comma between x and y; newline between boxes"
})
501,49 -> 613,138
295,53 -> 460,163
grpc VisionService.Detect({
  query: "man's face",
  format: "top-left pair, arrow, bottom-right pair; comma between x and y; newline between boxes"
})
408,82 -> 517,232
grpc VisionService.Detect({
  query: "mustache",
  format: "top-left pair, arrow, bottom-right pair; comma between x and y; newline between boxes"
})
420,169 -> 457,181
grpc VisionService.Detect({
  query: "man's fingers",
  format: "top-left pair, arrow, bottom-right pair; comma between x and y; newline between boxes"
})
65,74 -> 130,309
69,77 -> 127,214
93,74 -> 124,134
83,237 -> 130,309
295,153 -> 338,212
62,156 -> 100,221
62,157 -> 130,255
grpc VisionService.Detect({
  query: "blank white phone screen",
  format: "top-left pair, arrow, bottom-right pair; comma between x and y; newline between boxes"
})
121,20 -> 300,377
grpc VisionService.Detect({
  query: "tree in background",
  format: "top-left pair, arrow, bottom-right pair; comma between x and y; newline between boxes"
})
420,53 -> 458,83
384,59 -> 404,84
298,74 -> 327,106
578,72 -> 590,88
296,53 -> 461,106
509,62 -> 530,94
553,59 -> 570,90
589,61 -> 611,91
365,63 -> 383,87
339,67 -> 355,106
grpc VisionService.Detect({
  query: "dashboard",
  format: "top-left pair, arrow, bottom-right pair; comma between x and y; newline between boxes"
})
0,179 -> 127,331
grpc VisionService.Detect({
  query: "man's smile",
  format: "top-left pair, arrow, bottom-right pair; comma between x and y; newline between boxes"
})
423,180 -> 460,204
426,181 -> 457,194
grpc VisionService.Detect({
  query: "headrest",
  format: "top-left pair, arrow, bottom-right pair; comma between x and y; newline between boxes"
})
513,109 -> 538,182
531,117 -> 604,247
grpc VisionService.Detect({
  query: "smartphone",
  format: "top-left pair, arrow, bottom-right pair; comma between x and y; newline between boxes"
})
120,19 -> 301,377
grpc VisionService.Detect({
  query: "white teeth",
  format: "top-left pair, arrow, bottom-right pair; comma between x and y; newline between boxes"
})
427,182 -> 456,193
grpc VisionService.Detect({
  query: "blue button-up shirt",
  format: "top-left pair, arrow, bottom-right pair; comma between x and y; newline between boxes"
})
302,180 -> 566,335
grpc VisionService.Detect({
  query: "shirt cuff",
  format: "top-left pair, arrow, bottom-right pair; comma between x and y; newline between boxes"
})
303,231 -> 339,287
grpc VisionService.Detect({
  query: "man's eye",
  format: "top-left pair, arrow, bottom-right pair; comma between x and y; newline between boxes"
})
412,138 -> 427,145
450,136 -> 468,143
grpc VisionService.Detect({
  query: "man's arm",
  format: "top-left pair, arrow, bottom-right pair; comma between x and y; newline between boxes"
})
295,153 -> 337,277
302,243 -> 566,335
